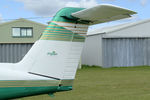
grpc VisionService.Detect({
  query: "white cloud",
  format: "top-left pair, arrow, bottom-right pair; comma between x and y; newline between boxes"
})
101,0 -> 116,1
78,0 -> 98,8
65,2 -> 80,7
128,0 -> 148,6
140,0 -> 148,6
15,0 -> 66,16
66,0 -> 98,8
15,0 -> 99,16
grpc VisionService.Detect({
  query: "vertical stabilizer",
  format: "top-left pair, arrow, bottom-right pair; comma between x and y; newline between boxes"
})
18,7 -> 89,80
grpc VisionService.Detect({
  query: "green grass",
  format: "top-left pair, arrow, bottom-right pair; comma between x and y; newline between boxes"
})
20,66 -> 150,100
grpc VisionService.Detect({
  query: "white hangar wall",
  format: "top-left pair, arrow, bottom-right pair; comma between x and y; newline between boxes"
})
81,34 -> 103,66
82,19 -> 150,68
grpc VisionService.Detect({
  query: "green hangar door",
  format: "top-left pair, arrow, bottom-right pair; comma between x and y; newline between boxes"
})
102,38 -> 150,67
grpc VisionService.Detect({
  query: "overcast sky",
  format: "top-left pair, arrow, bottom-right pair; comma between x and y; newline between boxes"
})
0,0 -> 149,31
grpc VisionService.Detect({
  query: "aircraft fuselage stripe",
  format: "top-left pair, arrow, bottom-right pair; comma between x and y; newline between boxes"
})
45,28 -> 87,32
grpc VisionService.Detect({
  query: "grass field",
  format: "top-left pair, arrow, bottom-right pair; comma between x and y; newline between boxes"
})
20,66 -> 150,100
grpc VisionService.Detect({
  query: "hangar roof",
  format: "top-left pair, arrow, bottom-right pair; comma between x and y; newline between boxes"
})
87,19 -> 150,36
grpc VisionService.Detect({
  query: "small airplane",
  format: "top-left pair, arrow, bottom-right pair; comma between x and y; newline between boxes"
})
0,4 -> 136,99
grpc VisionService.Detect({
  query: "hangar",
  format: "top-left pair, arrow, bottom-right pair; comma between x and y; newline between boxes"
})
82,19 -> 150,68
0,18 -> 46,63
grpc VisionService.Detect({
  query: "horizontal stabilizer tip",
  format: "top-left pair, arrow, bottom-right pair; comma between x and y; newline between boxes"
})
71,4 -> 137,25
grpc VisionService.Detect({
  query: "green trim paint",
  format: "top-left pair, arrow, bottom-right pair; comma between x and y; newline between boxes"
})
0,80 -> 73,99
40,7 -> 89,42
0,86 -> 72,99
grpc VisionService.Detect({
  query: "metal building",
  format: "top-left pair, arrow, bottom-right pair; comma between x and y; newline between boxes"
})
0,18 -> 46,63
82,19 -> 150,68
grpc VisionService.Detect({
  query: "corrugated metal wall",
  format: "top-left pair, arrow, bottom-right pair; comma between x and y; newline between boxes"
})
102,38 -> 150,67
0,43 -> 33,63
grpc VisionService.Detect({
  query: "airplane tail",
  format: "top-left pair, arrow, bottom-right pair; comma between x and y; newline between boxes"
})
16,5 -> 136,81
17,7 -> 89,81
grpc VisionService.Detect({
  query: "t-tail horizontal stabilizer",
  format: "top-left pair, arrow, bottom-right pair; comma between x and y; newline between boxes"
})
71,4 -> 137,25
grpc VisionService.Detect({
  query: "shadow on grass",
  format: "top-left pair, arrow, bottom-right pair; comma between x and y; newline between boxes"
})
81,64 -> 150,70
